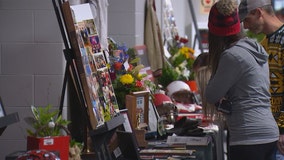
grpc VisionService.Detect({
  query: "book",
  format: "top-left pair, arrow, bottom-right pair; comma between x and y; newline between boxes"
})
140,154 -> 197,160
152,143 -> 187,150
166,135 -> 210,146
139,149 -> 195,155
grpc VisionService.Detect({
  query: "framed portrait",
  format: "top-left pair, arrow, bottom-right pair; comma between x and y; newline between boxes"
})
125,91 -> 149,129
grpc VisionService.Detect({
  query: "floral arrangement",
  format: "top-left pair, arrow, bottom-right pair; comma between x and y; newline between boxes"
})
108,38 -> 150,108
157,35 -> 195,89
168,35 -> 195,81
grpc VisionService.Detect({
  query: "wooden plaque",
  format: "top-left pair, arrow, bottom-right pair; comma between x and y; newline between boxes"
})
125,91 -> 149,129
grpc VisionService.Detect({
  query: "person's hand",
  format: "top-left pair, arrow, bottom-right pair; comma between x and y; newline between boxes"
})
277,134 -> 284,154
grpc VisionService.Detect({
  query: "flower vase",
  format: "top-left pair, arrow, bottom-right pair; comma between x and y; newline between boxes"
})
185,80 -> 198,92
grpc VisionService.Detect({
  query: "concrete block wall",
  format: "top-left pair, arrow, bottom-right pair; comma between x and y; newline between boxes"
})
0,0 -> 150,158
108,0 -> 147,47
0,0 -> 65,158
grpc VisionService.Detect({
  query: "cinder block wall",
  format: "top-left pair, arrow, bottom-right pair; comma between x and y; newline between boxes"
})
0,0 -> 149,158
0,0 -> 66,158
108,0 -> 147,47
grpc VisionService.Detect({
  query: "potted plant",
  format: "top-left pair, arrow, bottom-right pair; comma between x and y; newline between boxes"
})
25,104 -> 72,160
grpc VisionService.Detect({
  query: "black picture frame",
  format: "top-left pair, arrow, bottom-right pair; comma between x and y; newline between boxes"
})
0,97 -> 6,118
0,97 -> 19,136
116,130 -> 141,160
119,109 -> 134,133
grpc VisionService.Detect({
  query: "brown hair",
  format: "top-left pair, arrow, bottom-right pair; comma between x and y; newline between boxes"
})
208,32 -> 244,75
193,53 -> 215,121
192,52 -> 209,72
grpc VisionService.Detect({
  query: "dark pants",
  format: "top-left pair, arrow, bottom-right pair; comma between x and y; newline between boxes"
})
229,141 -> 277,160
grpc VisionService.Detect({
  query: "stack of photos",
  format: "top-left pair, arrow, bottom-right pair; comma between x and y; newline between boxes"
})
71,4 -> 119,127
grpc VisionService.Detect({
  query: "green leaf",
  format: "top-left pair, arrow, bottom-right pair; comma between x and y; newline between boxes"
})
157,66 -> 180,88
27,104 -> 70,137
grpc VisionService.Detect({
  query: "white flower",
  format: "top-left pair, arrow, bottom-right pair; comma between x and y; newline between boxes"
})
182,68 -> 190,78
48,121 -> 55,128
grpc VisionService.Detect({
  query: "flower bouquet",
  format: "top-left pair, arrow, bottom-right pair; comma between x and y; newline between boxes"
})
168,35 -> 195,81
158,35 -> 195,89
108,39 -> 149,109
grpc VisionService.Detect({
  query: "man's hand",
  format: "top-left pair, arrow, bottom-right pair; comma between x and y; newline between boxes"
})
277,134 -> 284,154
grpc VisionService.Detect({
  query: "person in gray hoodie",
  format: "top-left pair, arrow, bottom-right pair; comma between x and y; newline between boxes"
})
205,1 -> 279,160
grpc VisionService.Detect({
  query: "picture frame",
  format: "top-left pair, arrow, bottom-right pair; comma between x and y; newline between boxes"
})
0,97 -> 19,136
125,91 -> 149,129
0,97 -> 6,118
119,109 -> 133,133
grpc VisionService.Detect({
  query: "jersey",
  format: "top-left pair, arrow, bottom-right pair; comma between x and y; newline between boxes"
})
261,25 -> 284,133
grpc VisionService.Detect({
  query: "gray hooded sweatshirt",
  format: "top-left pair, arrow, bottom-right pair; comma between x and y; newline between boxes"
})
205,37 -> 279,146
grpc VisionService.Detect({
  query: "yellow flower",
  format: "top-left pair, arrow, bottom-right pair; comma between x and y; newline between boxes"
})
120,74 -> 134,85
179,47 -> 195,59
106,63 -> 111,69
136,73 -> 143,81
180,47 -> 189,55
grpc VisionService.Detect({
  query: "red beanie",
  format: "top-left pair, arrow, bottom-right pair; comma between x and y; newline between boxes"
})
208,2 -> 240,36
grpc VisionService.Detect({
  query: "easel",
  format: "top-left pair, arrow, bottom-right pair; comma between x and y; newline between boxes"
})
52,0 -> 92,155
52,1 -> 129,159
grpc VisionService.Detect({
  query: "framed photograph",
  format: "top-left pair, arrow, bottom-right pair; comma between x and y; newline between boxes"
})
125,91 -> 149,129
119,109 -> 133,133
0,97 -> 6,118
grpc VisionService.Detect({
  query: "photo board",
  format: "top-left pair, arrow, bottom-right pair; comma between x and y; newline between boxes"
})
61,2 -> 119,129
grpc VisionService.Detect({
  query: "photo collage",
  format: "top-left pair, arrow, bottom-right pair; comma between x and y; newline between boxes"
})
74,18 -> 119,127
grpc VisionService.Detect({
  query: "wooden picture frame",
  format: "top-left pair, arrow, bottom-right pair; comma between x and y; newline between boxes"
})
125,91 -> 149,129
